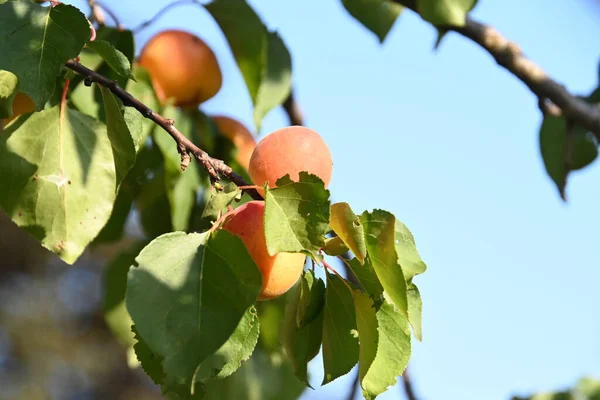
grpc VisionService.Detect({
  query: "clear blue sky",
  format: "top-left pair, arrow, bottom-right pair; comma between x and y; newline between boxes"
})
78,1 -> 600,399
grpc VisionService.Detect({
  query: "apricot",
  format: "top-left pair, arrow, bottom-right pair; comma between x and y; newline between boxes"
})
249,126 -> 333,192
2,92 -> 35,127
138,30 -> 222,108
222,201 -> 305,300
212,115 -> 256,170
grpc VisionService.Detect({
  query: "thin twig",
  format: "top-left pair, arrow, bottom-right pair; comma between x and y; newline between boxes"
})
133,0 -> 202,33
392,0 -> 600,139
94,0 -> 123,29
347,369 -> 359,400
63,59 -> 262,200
87,0 -> 105,26
401,366 -> 418,400
283,91 -> 304,126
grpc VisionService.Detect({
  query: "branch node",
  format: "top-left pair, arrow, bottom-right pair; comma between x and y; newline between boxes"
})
180,151 -> 191,172
84,76 -> 93,87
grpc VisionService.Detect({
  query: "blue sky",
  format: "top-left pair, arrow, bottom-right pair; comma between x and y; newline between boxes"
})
76,1 -> 600,399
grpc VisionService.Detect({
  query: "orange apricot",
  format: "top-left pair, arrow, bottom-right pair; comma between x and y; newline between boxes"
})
212,115 -> 256,170
222,201 -> 305,300
248,126 -> 333,191
139,30 -> 222,108
2,92 -> 35,127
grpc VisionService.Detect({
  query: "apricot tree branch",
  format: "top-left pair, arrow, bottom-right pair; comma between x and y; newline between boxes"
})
283,91 -> 304,126
401,367 -> 418,400
392,0 -> 600,140
91,0 -> 122,29
64,59 -> 262,200
133,0 -> 202,33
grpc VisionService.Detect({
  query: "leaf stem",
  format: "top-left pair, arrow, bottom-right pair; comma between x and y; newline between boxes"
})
63,59 -> 263,200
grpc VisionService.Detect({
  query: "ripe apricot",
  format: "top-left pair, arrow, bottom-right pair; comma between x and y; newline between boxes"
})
2,92 -> 35,127
139,30 -> 222,108
212,115 -> 256,170
222,201 -> 305,300
249,126 -> 333,192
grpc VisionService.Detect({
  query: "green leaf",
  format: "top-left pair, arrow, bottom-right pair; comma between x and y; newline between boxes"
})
104,241 -> 148,353
132,325 -> 165,385
296,270 -> 326,329
194,307 -> 260,383
153,106 -> 202,231
205,0 -> 265,102
126,230 -> 262,399
322,272 -> 359,385
0,2 -> 91,109
264,173 -> 330,258
253,32 -> 292,132
205,0 -> 292,132
322,236 -> 349,257
330,202 -> 367,264
539,115 -> 598,199
201,348 -> 306,400
345,257 -> 383,299
0,70 -> 19,119
407,283 -> 423,341
395,219 -> 427,281
136,167 -> 173,237
100,87 -> 140,187
353,290 -> 411,400
281,280 -> 324,386
201,183 -> 242,221
86,40 -> 134,80
0,106 -> 116,264
576,377 -> 600,400
418,0 -> 477,27
126,65 -> 160,145
341,0 -> 403,43
361,210 -> 408,318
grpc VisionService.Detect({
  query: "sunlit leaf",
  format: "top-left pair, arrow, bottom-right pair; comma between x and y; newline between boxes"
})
86,40 -> 134,80
341,0 -> 403,42
127,230 -> 262,399
353,290 -> 411,400
0,106 -> 116,264
418,0 -> 477,27
330,202 -> 367,264
264,173 -> 330,258
0,2 -> 90,108
361,210 -> 408,318
0,70 -> 19,119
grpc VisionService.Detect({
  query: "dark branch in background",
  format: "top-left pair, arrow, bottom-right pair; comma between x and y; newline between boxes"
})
393,0 -> 600,140
283,91 -> 304,126
89,0 -> 122,29
133,0 -> 202,33
347,370 -> 359,400
87,0 -> 105,26
402,367 -> 418,400
64,60 -> 262,200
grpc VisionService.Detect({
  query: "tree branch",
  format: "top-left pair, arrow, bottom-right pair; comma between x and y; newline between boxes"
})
64,59 -> 262,200
283,91 -> 304,126
401,366 -> 418,400
133,0 -> 202,33
90,0 -> 122,29
393,0 -> 600,140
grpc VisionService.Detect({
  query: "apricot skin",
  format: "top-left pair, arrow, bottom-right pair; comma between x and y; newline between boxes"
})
139,30 -> 222,108
248,126 -> 333,190
212,115 -> 256,170
222,201 -> 305,300
2,92 -> 35,127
